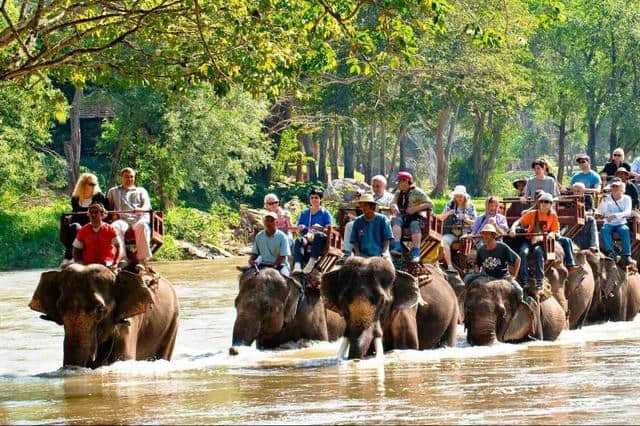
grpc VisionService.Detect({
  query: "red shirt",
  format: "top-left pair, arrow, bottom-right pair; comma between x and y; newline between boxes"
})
74,223 -> 118,265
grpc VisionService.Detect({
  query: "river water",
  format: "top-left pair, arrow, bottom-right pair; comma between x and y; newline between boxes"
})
1,258 -> 640,424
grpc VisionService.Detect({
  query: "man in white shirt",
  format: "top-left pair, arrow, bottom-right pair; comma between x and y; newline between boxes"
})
371,175 -> 393,208
598,178 -> 633,266
107,167 -> 153,265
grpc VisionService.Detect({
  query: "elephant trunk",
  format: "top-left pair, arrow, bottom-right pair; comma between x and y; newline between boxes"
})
62,323 -> 98,367
231,314 -> 261,351
346,320 -> 382,359
466,315 -> 497,346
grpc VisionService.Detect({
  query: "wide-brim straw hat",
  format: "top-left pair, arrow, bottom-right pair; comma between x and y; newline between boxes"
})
479,224 -> 498,235
356,193 -> 377,205
512,178 -> 527,189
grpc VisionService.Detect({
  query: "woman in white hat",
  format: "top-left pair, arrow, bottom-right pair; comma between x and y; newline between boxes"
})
438,185 -> 477,273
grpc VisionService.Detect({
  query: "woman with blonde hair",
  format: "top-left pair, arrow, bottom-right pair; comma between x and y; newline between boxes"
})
61,173 -> 110,266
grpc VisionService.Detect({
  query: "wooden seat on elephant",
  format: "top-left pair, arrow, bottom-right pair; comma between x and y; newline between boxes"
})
596,215 -> 640,257
502,197 -> 535,227
555,195 -> 585,239
399,209 -> 443,264
59,210 -> 165,260
312,226 -> 343,274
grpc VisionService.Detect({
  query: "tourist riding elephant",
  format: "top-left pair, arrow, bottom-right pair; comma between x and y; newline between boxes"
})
230,268 -> 345,352
587,256 -> 640,322
29,264 -> 179,368
464,279 -> 565,345
321,257 -> 459,359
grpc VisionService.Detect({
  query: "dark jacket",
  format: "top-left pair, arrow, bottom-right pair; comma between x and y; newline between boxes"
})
70,192 -> 110,225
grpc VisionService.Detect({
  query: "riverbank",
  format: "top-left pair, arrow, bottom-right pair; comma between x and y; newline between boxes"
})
0,191 -> 486,271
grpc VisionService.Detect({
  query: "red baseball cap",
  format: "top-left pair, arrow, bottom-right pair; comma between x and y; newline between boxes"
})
396,171 -> 413,182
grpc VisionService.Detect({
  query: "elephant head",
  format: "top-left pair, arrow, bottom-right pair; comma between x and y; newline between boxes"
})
321,257 -> 421,359
464,280 -> 540,345
600,257 -> 626,299
231,268 -> 301,349
29,264 -> 155,368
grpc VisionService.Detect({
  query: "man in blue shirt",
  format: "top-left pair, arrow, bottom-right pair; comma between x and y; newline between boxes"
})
249,212 -> 291,277
293,189 -> 334,273
350,193 -> 394,260
570,154 -> 602,190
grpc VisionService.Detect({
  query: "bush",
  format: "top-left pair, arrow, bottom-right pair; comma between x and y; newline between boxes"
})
0,199 -> 66,270
163,204 -> 240,247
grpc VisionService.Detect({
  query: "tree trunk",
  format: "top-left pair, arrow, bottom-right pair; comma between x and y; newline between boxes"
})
365,122 -> 376,182
387,127 -> 400,182
379,121 -> 386,177
330,125 -> 340,181
318,128 -> 329,184
398,124 -> 408,171
108,138 -> 125,188
445,104 -> 460,184
300,133 -> 317,182
296,137 -> 304,182
587,117 -> 597,166
556,114 -> 567,185
342,125 -> 355,179
610,115 -> 619,154
430,106 -> 451,197
64,87 -> 83,194
470,110 -> 486,195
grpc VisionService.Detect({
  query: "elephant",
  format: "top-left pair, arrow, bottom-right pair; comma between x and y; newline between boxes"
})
542,248 -> 595,330
29,264 -> 179,368
230,268 -> 345,352
587,256 -> 640,323
464,279 -> 565,345
321,257 -> 459,359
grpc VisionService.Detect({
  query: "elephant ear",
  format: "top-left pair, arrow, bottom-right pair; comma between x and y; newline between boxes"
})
29,271 -> 62,325
392,270 -> 422,311
268,276 -> 299,324
114,270 -> 154,322
502,300 -> 535,342
321,268 -> 345,314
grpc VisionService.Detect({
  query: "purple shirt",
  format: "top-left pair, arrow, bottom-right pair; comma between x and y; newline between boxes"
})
471,213 -> 509,236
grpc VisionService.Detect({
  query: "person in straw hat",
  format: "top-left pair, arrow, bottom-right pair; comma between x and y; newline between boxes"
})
464,223 -> 532,308
350,193 -> 394,260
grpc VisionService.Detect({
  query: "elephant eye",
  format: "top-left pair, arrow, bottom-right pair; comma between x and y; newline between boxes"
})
94,305 -> 107,316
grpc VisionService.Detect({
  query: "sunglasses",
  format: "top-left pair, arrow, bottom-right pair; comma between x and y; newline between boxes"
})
613,154 -> 622,157
540,200 -> 552,204
87,182 -> 97,186
577,159 -> 588,164
267,201 -> 279,205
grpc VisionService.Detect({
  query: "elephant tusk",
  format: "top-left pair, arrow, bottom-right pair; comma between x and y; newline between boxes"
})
374,337 -> 384,361
337,337 -> 349,360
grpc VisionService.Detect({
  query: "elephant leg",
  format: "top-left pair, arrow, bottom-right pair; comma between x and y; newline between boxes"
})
301,302 -> 329,341
442,314 -> 458,347
156,313 -> 179,361
388,309 -> 418,350
108,321 -> 138,363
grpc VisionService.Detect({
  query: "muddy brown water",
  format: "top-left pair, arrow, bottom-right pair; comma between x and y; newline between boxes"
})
1,258 -> 640,424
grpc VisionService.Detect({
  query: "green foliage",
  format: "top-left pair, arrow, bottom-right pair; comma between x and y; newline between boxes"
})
272,128 -> 302,180
98,85 -> 271,207
0,81 -> 66,203
164,205 -> 239,248
0,199 -> 66,270
153,235 -> 187,261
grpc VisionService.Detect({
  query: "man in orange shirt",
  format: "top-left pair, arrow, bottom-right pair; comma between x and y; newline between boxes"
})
509,192 -> 580,290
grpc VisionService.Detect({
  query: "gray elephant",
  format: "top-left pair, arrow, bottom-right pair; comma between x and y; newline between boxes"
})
230,268 -> 345,352
29,264 -> 179,368
587,256 -> 640,322
464,279 -> 565,345
321,257 -> 459,359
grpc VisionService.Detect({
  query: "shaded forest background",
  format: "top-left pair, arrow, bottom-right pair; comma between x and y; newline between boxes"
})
3,0 -> 640,269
